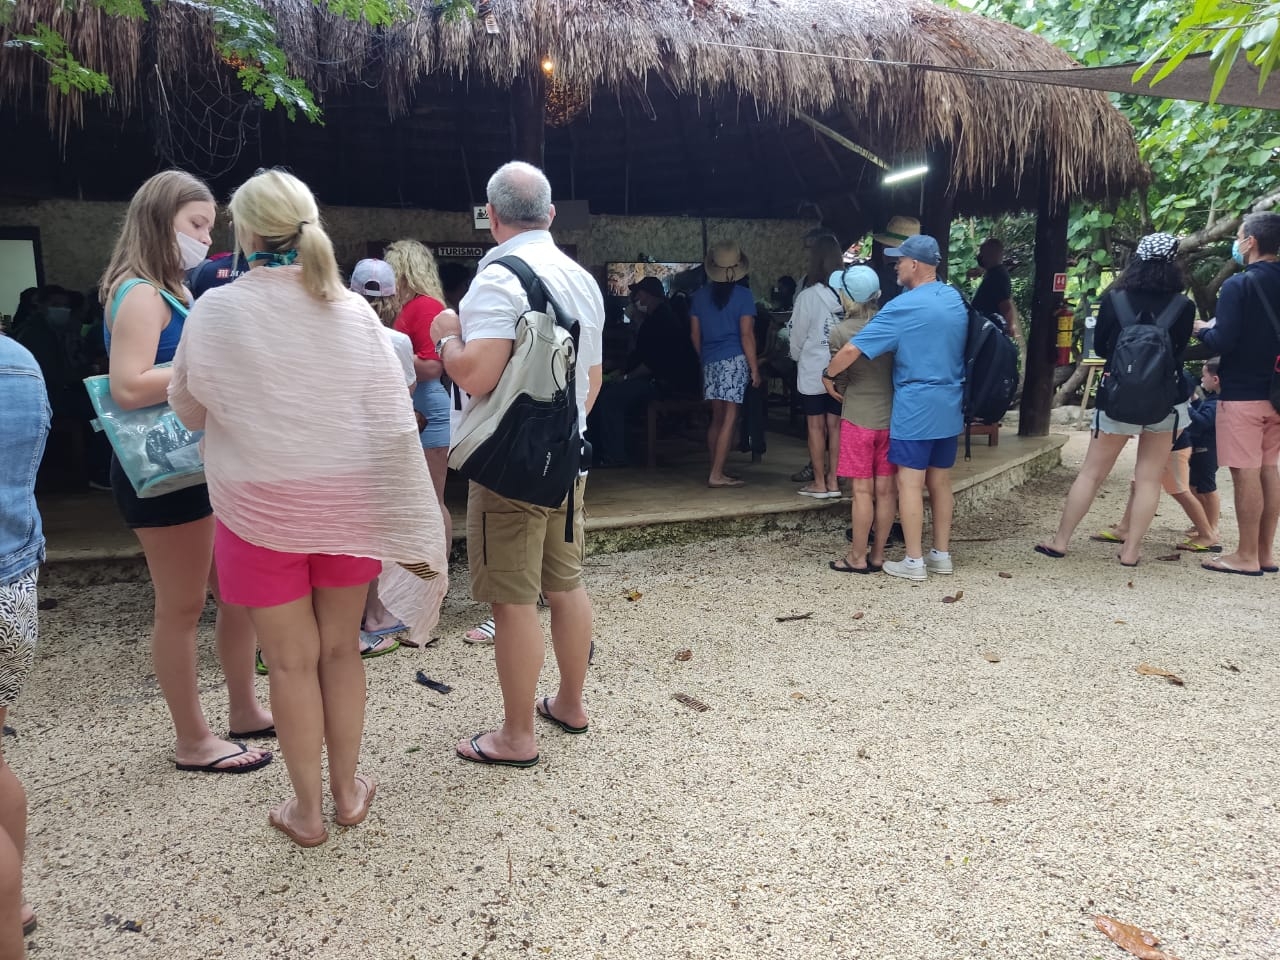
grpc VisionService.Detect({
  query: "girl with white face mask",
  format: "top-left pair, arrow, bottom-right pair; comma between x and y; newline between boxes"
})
99,170 -> 274,777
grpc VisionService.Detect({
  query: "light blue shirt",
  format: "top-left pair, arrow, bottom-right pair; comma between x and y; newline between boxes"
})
852,282 -> 966,441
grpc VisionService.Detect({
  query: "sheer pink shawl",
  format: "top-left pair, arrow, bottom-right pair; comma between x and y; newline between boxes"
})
169,266 -> 447,639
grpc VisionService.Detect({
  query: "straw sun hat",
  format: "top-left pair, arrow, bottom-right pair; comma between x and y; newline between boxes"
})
704,241 -> 749,283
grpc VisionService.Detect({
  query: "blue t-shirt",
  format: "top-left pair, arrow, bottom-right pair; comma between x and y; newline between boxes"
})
853,281 -> 967,440
691,285 -> 756,364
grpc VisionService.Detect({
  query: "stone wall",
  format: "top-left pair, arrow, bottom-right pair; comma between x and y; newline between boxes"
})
1,198 -> 816,302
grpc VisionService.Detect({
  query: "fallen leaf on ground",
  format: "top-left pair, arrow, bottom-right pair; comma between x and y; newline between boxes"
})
624,589 -> 643,601
673,693 -> 710,712
1157,553 -> 1181,562
1221,663 -> 1241,673
998,571 -> 1013,579
775,612 -> 814,622
852,611 -> 865,620
414,670 -> 452,693
674,648 -> 693,661
790,691 -> 809,701
982,651 -> 1001,663
1093,914 -> 1182,960
1127,581 -> 1135,588
1136,663 -> 1184,686
1114,619 -> 1127,624
941,590 -> 965,604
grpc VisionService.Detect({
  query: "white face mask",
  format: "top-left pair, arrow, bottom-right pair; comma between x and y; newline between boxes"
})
176,231 -> 210,270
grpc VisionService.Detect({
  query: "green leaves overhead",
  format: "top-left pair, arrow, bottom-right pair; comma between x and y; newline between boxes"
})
1136,0 -> 1280,102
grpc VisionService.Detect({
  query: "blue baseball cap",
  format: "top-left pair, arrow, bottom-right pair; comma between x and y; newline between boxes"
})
187,253 -> 247,299
828,266 -> 880,304
882,234 -> 941,266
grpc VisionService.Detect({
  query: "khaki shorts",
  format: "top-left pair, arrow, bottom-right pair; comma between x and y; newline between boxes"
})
466,478 -> 586,604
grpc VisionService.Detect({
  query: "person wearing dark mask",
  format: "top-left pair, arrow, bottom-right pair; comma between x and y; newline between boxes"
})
970,237 -> 1023,345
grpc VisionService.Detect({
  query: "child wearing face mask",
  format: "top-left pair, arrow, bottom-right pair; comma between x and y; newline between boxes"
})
99,170 -> 275,777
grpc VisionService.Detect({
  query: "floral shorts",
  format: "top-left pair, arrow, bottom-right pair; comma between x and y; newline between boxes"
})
0,569 -> 38,709
702,355 -> 749,403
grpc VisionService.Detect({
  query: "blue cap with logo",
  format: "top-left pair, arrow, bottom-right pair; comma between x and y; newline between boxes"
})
882,234 -> 942,266
828,265 -> 881,304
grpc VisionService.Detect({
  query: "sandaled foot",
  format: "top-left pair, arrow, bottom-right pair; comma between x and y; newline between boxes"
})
536,695 -> 589,734
1202,554 -> 1264,576
456,731 -> 539,767
21,905 -> 35,937
708,477 -> 745,488
359,631 -> 400,659
1089,529 -> 1125,543
828,556 -> 875,574
334,773 -> 377,827
1034,543 -> 1066,559
176,739 -> 272,774
227,706 -> 274,741
1176,538 -> 1222,553
463,617 -> 496,645
269,799 -> 328,848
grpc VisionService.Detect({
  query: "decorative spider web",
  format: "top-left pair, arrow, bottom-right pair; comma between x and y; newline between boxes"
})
146,64 -> 262,180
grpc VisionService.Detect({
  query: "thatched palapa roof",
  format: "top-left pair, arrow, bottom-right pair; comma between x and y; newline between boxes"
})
0,0 -> 1147,217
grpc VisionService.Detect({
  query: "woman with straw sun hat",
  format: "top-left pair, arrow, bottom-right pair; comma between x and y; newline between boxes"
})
690,241 -> 761,488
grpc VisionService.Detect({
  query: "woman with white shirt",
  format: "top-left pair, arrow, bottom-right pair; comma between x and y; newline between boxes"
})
789,236 -> 846,498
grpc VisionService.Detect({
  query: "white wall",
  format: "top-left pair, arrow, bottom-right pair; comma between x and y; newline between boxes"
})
0,238 -> 40,321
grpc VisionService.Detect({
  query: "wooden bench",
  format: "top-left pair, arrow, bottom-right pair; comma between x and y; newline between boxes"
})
965,422 -> 1000,447
646,396 -> 706,468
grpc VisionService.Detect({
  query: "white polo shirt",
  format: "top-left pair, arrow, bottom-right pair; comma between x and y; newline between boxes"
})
458,230 -> 605,434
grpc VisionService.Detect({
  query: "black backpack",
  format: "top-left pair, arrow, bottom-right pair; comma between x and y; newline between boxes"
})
957,288 -> 1020,459
1096,292 -> 1183,429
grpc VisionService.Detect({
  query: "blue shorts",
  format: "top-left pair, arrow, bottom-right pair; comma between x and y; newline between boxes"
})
889,435 -> 959,471
414,379 -> 451,449
702,355 -> 749,403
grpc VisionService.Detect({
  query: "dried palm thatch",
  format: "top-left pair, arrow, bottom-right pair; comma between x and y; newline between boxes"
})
0,0 -> 1147,205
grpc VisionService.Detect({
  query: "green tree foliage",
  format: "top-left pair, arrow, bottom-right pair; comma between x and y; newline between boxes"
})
951,0 -> 1279,300
1,0 -> 475,121
1137,0 -> 1280,101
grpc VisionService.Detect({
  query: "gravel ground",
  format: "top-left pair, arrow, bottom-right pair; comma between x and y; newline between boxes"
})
15,434 -> 1280,959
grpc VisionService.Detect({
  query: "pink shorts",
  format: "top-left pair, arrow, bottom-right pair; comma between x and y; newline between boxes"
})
214,520 -> 381,609
838,421 -> 895,479
1217,400 -> 1280,470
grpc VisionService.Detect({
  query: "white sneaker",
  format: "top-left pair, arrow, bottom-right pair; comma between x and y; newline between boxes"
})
882,559 -> 927,582
925,554 -> 954,575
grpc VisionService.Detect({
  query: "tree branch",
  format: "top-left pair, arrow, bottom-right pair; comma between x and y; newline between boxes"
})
1179,187 -> 1280,254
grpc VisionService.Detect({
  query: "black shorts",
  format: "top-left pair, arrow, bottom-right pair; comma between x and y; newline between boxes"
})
1188,450 -> 1218,494
110,455 -> 213,529
799,391 -> 841,417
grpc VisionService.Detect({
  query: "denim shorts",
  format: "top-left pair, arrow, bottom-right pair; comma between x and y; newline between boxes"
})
414,379 -> 451,450
1093,401 -> 1190,436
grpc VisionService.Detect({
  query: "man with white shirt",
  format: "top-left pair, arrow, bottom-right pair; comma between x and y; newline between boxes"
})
430,161 -> 604,767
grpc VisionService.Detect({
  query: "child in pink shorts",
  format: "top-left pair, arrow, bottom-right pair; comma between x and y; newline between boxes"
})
825,266 -> 897,574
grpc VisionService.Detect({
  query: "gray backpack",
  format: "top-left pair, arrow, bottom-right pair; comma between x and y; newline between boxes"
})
448,256 -> 583,519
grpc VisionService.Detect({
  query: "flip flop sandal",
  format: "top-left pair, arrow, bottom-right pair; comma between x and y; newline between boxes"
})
22,909 -> 36,938
269,803 -> 328,848
255,649 -> 269,675
335,774 -> 377,827
537,696 -> 589,734
1090,531 -> 1124,543
1176,540 -> 1223,553
359,632 -> 401,658
1263,565 -> 1280,574
456,733 -> 539,768
1034,544 -> 1066,559
463,618 -> 496,645
828,558 -> 875,574
361,622 -> 407,638
176,743 -> 273,775
1202,558 -> 1264,576
227,725 -> 276,740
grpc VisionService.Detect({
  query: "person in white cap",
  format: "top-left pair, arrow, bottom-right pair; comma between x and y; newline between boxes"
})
823,234 -> 967,581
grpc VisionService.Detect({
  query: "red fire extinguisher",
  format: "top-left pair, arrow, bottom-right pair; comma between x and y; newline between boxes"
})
1055,303 -> 1075,366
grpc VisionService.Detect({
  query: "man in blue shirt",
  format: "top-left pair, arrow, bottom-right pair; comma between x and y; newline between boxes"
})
823,234 -> 967,581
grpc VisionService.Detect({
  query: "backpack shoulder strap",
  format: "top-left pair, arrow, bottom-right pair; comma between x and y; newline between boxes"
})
1111,290 -> 1137,328
110,278 -> 189,323
1246,272 -> 1280,341
491,255 -> 548,314
1152,295 -> 1185,331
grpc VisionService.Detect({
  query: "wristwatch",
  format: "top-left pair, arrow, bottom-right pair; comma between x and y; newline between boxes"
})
436,334 -> 460,355
821,368 -> 835,381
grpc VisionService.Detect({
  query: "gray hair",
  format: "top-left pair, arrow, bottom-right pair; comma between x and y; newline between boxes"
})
486,161 -> 552,228
1242,211 -> 1280,256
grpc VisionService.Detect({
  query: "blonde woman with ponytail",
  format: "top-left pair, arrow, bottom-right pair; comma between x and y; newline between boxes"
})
169,169 -> 448,846
384,240 -> 454,549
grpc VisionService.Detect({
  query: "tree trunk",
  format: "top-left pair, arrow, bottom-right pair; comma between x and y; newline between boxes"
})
1053,360 -> 1089,407
1019,171 -> 1068,437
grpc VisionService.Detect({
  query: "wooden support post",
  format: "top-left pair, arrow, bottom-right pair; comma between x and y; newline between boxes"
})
917,145 -> 954,279
1020,174 -> 1069,437
511,73 -> 546,167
